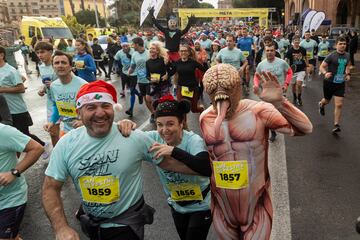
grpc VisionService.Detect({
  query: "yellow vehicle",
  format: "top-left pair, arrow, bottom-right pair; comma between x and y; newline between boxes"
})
85,28 -> 103,38
86,28 -> 116,38
21,16 -> 74,46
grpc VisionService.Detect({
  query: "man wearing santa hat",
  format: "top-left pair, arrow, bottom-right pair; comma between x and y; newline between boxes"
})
42,80 -> 200,240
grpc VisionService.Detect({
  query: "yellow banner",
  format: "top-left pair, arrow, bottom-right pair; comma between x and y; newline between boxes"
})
179,8 -> 268,29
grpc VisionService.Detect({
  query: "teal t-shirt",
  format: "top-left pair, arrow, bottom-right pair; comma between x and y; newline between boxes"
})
39,63 -> 58,119
300,39 -> 318,60
49,76 -> 87,132
146,130 -> 210,214
318,41 -> 330,58
0,63 -> 28,114
45,125 -> 160,227
131,50 -> 149,84
256,57 -> 290,85
0,123 -> 31,210
216,47 -> 246,70
114,49 -> 136,76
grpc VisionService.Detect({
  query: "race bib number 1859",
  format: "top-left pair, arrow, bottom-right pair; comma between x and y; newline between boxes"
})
79,176 -> 120,204
213,161 -> 249,190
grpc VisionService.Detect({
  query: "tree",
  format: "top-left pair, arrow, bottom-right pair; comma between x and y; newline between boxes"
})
74,9 -> 106,27
61,15 -> 88,38
108,0 -> 142,27
232,0 -> 284,9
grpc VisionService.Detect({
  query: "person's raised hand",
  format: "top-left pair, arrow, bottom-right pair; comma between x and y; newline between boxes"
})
148,6 -> 155,16
256,71 -> 283,104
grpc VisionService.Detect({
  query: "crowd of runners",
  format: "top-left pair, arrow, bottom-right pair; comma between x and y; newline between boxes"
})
0,9 -> 358,240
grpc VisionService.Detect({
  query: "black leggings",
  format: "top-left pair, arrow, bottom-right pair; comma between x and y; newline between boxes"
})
350,52 -> 355,66
170,208 -> 212,240
95,60 -> 108,75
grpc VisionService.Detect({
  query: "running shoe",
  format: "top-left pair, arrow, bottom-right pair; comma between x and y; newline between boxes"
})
125,109 -> 133,117
332,124 -> 341,134
269,131 -> 277,142
138,95 -> 143,104
41,142 -> 50,159
297,98 -> 303,106
318,102 -> 325,116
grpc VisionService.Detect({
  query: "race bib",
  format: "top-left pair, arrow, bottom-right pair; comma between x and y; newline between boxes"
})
181,86 -> 194,98
320,50 -> 328,56
213,161 -> 249,190
333,74 -> 345,84
151,73 -> 161,81
168,183 -> 203,202
75,60 -> 85,69
242,51 -> 250,58
79,176 -> 120,204
306,51 -> 313,59
56,101 -> 77,118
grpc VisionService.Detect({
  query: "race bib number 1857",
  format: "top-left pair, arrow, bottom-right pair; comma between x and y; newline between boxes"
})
79,176 -> 120,204
213,161 -> 249,190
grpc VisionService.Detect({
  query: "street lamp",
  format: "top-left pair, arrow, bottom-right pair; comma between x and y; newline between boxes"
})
93,0 -> 100,28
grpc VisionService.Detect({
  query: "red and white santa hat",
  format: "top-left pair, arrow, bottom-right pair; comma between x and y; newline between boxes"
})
76,80 -> 122,111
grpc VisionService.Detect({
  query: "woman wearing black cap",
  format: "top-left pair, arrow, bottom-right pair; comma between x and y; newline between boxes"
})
119,95 -> 212,240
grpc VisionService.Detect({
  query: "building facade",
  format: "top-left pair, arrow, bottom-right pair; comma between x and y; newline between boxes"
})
0,0 -> 10,25
218,0 -> 232,9
6,0 -> 60,22
62,0 -> 107,18
284,0 -> 360,28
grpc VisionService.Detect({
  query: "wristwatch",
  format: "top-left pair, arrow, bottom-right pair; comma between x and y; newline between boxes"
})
11,169 -> 21,177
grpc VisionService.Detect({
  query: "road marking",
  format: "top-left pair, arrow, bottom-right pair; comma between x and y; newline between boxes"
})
138,118 -> 151,130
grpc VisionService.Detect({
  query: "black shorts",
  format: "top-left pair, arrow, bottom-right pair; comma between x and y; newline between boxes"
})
309,58 -> 317,66
98,226 -> 139,240
120,73 -> 130,85
0,204 -> 26,239
128,76 -> 138,89
12,112 -> 33,132
323,80 -> 345,100
170,207 -> 212,240
138,83 -> 151,96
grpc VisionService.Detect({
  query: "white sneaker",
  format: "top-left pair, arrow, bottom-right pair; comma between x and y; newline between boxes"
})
41,142 -> 51,159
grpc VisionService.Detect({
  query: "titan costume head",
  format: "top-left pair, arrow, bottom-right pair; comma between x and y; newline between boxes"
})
203,64 -> 242,137
168,15 -> 178,31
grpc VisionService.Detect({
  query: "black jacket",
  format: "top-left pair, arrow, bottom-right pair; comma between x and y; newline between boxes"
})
91,44 -> 104,60
349,35 -> 358,53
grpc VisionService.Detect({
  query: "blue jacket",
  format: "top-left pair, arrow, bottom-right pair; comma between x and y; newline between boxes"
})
73,53 -> 96,82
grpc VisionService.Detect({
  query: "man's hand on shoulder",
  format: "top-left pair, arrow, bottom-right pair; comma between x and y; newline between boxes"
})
117,119 -> 137,137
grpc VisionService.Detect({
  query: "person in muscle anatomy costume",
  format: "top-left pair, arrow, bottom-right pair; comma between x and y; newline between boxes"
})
200,64 -> 313,240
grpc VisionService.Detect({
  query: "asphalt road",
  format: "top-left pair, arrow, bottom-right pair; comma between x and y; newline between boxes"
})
285,62 -> 360,240
13,52 -> 360,240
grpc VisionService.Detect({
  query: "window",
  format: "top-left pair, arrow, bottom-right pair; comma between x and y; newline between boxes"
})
33,9 -> 39,14
20,9 -> 23,13
11,8 -> 15,13
36,28 -> 42,38
29,26 -> 36,38
48,15 -> 52,17
40,5 -> 43,9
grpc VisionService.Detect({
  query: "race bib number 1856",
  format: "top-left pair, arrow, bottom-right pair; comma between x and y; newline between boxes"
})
213,161 -> 249,190
79,176 -> 120,204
